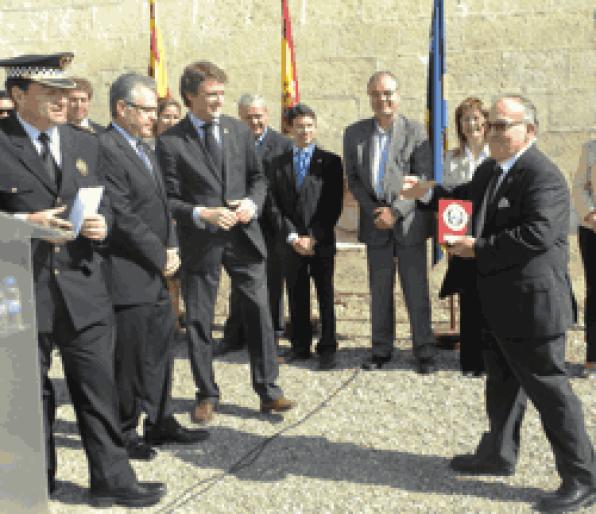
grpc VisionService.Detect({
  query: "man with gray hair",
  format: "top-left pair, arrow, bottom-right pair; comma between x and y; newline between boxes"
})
101,72 -> 209,459
401,94 -> 596,513
343,70 -> 437,374
216,93 -> 292,355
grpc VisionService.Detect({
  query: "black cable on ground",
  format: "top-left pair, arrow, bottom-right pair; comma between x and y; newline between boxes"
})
158,368 -> 361,514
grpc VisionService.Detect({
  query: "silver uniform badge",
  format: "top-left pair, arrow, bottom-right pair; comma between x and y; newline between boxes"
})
76,158 -> 88,176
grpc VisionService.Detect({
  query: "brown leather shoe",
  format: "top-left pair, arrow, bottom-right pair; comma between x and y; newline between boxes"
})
260,397 -> 295,414
191,400 -> 215,424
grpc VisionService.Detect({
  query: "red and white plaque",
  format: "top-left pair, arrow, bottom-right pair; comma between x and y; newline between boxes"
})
438,199 -> 473,244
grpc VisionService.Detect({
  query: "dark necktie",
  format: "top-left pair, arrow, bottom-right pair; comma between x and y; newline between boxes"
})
135,139 -> 156,181
38,132 -> 61,188
203,122 -> 223,172
475,163 -> 504,236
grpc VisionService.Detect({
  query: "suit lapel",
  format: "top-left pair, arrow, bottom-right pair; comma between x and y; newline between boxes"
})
58,125 -> 77,197
6,117 -> 57,194
485,152 -> 528,227
182,116 -> 223,185
362,119 -> 375,193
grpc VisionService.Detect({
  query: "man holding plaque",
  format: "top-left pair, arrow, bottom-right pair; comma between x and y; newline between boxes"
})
0,53 -> 164,507
401,94 -> 596,513
343,70 -> 437,374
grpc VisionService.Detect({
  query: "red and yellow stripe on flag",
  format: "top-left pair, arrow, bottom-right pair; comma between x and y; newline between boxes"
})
281,0 -> 299,119
148,0 -> 169,99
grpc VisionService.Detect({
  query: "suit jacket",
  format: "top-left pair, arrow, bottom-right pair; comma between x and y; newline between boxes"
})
269,146 -> 344,254
0,115 -> 113,332
431,144 -> 574,340
343,114 -> 434,247
100,124 -> 177,306
256,127 -> 292,240
156,114 -> 267,270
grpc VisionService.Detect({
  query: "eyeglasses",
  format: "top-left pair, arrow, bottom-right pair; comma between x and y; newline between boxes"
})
126,101 -> 157,114
487,120 -> 526,132
368,90 -> 397,100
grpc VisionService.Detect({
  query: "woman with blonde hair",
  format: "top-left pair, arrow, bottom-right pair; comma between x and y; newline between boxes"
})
439,96 -> 489,376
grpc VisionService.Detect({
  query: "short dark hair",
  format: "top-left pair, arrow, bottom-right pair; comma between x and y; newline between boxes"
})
157,97 -> 181,117
286,103 -> 316,125
71,77 -> 93,99
179,61 -> 227,108
5,78 -> 32,99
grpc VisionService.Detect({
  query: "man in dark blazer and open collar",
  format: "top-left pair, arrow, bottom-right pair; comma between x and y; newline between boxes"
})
0,53 -> 164,507
402,95 -> 596,513
343,70 -> 437,374
268,103 -> 343,370
100,73 -> 208,460
156,60 -> 294,424
217,93 -> 292,355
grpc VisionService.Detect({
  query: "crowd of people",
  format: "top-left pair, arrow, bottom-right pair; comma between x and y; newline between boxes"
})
0,50 -> 593,512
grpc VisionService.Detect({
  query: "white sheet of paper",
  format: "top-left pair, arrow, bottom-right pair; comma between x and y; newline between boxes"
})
69,186 -> 104,236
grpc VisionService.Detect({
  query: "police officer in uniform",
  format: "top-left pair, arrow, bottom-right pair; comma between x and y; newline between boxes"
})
0,52 -> 164,508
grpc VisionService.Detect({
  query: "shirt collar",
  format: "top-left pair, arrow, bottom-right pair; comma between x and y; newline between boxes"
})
498,140 -> 535,173
464,144 -> 490,163
79,118 -> 90,128
374,120 -> 392,136
293,143 -> 315,156
111,121 -> 139,150
188,111 -> 219,133
16,112 -> 59,145
256,127 -> 268,146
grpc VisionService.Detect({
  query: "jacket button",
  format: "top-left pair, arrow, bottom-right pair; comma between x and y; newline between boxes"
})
54,269 -> 60,276
54,246 -> 60,253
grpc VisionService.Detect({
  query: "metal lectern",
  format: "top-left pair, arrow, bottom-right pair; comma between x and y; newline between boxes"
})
0,211 -> 67,514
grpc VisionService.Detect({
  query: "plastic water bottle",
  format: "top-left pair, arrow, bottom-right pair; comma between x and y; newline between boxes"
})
3,276 -> 23,331
0,286 -> 7,335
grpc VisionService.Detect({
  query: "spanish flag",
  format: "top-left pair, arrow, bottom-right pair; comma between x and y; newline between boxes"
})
148,0 -> 169,99
281,0 -> 299,121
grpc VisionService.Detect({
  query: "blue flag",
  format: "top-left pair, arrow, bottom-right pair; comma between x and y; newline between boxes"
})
427,0 -> 447,265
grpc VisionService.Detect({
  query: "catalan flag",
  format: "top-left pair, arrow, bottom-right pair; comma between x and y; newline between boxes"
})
427,0 -> 447,264
281,0 -> 299,128
148,0 -> 169,99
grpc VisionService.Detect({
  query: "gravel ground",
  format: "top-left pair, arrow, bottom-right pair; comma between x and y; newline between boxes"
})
48,244 -> 595,513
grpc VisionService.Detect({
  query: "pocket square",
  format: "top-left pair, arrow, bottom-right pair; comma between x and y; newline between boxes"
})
497,197 -> 510,209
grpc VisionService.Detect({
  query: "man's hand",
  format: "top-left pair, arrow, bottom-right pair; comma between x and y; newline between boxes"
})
163,248 -> 180,278
227,198 -> 255,224
292,236 -> 315,256
201,207 -> 238,230
373,207 -> 397,230
400,175 -> 435,200
28,205 -> 74,243
584,211 -> 596,232
80,213 -> 107,241
445,235 -> 476,258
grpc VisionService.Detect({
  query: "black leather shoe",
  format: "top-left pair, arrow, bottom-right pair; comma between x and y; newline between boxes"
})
318,353 -> 336,370
449,453 -> 514,476
279,348 -> 311,364
361,355 -> 390,371
416,357 -> 437,375
536,482 -> 596,513
89,481 -> 166,508
125,438 -> 157,461
145,416 -> 209,445
212,338 -> 244,356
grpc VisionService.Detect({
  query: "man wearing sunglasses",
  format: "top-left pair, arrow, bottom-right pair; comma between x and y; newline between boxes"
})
401,94 -> 596,513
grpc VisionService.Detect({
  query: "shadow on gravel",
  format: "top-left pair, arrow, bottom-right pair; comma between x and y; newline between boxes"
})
49,480 -> 89,507
170,427 -> 543,504
167,397 -> 284,424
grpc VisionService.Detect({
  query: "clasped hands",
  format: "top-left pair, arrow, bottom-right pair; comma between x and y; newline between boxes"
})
28,205 -> 106,243
292,235 -> 315,256
201,198 -> 254,230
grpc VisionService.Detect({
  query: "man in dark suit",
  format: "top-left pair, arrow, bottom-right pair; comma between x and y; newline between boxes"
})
0,53 -> 164,507
67,77 -> 103,133
343,70 -> 437,374
100,73 -> 209,460
402,95 -> 596,513
217,94 -> 292,355
156,60 -> 294,424
269,103 -> 343,370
